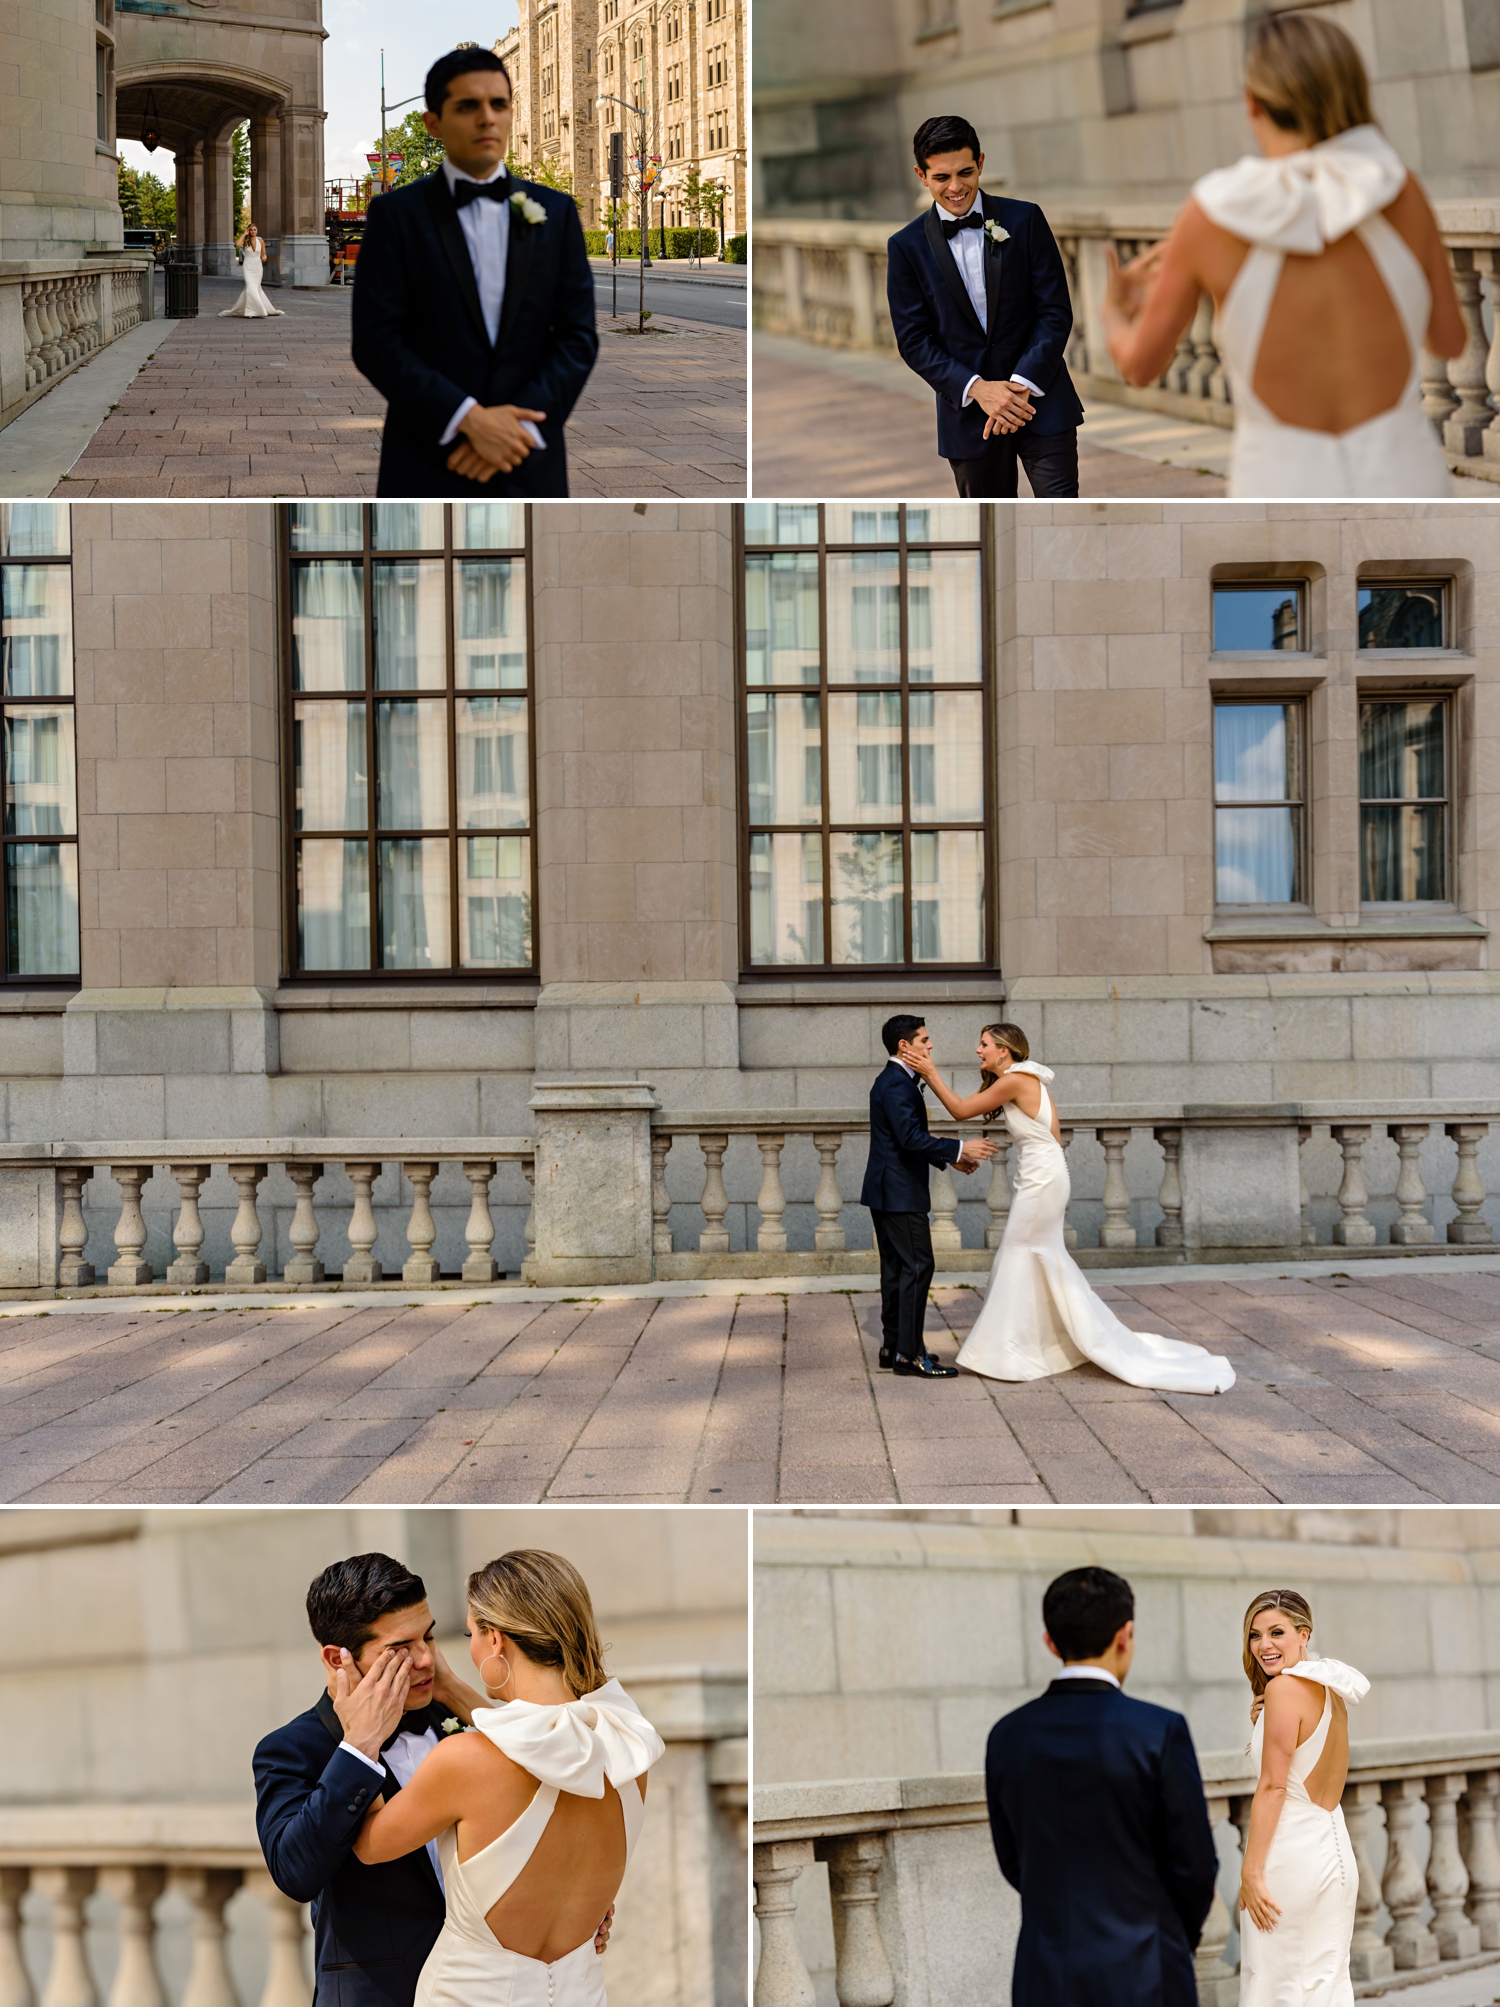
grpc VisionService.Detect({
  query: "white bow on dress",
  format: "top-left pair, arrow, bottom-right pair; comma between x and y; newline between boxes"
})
1005,1061 -> 1055,1084
1280,1656 -> 1369,1705
1193,124 -> 1408,254
469,1678 -> 665,1796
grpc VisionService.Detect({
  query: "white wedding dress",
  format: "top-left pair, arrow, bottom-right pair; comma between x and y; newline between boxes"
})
1241,1659 -> 1369,2007
1193,125 -> 1451,498
219,243 -> 284,318
955,1063 -> 1236,1393
414,1679 -> 663,2007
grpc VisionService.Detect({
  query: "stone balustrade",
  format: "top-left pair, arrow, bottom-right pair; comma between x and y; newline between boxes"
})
754,1733 -> 1500,2007
753,202 -> 1500,477
0,259 -> 155,431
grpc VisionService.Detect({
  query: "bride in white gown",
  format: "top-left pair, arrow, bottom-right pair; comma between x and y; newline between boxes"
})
219,221 -> 285,319
909,1022 -> 1234,1394
354,1550 -> 664,2007
1238,1590 -> 1368,2007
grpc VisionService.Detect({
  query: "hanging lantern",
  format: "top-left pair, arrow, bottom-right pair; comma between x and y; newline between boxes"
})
140,88 -> 160,152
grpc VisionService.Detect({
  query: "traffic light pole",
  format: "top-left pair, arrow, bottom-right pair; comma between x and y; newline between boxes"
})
597,94 -> 651,333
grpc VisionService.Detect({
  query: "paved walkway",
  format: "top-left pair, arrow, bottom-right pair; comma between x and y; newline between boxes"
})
6,1261 -> 1500,1504
55,273 -> 745,498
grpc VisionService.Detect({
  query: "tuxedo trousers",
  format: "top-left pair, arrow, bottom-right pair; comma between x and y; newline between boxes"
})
870,1210 -> 935,1360
949,426 -> 1079,498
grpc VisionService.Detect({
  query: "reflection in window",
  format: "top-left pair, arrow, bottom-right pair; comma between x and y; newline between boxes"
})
746,553 -> 819,685
1358,583 -> 1446,650
1213,703 -> 1304,905
0,506 -> 76,977
1212,585 -> 1303,652
1360,699 -> 1447,902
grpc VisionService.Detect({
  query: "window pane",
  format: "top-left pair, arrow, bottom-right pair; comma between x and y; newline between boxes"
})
376,700 -> 449,828
289,504 -> 362,551
829,691 -> 902,822
911,829 -> 983,960
1216,807 -> 1301,903
297,838 -> 370,968
746,553 -> 819,685
909,691 -> 982,822
1361,804 -> 1445,902
0,506 -> 68,557
1,565 -> 73,696
455,558 -> 527,688
4,708 -> 76,835
830,831 -> 902,963
294,701 -> 366,830
1360,700 -> 1445,800
291,562 -> 364,691
905,503 -> 981,542
379,837 -> 451,968
823,505 -> 900,544
1214,703 -> 1297,803
749,831 -> 823,964
373,559 -> 446,689
744,503 -> 817,545
907,550 -> 981,682
371,503 -> 444,550
1212,586 -> 1301,652
6,842 -> 77,975
1359,584 -> 1445,649
827,551 -> 900,683
457,696 -> 529,828
461,834 -> 532,966
455,503 -> 525,549
746,692 -> 821,825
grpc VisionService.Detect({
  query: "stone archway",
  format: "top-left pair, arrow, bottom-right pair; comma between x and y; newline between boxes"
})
115,1 -> 328,287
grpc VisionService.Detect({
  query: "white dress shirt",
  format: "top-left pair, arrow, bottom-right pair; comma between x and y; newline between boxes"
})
942,193 -> 1043,414
437,158 -> 545,455
342,1727 -> 444,1887
1052,1664 -> 1121,1689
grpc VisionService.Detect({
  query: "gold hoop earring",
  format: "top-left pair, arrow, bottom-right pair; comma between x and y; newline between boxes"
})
480,1652 -> 511,1692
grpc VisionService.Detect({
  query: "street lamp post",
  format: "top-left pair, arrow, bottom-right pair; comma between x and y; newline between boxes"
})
379,49 -> 425,196
596,93 -> 653,333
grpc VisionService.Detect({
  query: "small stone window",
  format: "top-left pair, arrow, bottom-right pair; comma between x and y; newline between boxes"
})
1358,580 -> 1448,650
1212,582 -> 1304,652
1213,701 -> 1306,907
1359,697 -> 1449,904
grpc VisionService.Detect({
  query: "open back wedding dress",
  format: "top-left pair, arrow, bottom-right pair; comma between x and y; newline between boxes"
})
414,1680 -> 663,2007
219,241 -> 284,319
1241,1659 -> 1369,2007
955,1063 -> 1235,1393
1193,124 -> 1451,498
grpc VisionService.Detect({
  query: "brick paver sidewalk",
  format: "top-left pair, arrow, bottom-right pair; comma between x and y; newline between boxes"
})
4,1266 -> 1500,1504
57,275 -> 744,499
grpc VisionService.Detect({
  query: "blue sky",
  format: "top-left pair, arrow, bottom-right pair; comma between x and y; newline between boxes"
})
118,0 -> 521,190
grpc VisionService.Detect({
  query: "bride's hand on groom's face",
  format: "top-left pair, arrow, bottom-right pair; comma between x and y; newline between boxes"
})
332,1644 -> 413,1759
428,1641 -> 478,1724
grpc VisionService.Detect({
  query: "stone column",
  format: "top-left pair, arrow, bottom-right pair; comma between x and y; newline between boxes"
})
250,111 -> 284,281
185,141 -> 206,269
752,1841 -> 816,2007
820,1834 -> 894,2007
280,105 -> 329,286
524,1081 -> 659,1286
201,132 -> 236,275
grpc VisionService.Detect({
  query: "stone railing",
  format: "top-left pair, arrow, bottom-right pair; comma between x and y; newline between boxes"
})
754,1733 -> 1500,2007
0,259 -> 155,432
753,201 -> 1500,476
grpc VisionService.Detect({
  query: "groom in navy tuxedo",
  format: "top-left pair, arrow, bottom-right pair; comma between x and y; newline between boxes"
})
886,114 -> 1084,498
351,49 -> 598,498
986,1567 -> 1220,2007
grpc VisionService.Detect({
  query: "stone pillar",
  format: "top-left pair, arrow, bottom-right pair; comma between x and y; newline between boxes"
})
0,1165 -> 61,1287
280,105 -> 329,286
201,132 -> 236,275
250,111 -> 284,281
524,1081 -> 658,1286
185,141 -> 206,269
1179,1126 -> 1302,1251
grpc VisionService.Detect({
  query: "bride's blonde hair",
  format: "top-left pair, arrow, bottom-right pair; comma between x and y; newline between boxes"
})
978,1021 -> 1029,1122
1245,14 -> 1375,145
467,1549 -> 608,1698
1242,1588 -> 1314,1701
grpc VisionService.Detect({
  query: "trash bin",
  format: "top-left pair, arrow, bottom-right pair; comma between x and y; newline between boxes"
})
164,259 -> 199,318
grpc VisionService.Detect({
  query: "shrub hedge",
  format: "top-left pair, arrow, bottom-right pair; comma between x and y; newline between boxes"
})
584,227 -> 723,259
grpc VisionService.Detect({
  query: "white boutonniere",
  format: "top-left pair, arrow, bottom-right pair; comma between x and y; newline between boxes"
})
511,191 -> 547,227
441,1717 -> 463,1734
984,220 -> 1010,247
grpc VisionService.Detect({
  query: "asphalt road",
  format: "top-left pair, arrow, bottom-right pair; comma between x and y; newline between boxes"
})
593,268 -> 746,328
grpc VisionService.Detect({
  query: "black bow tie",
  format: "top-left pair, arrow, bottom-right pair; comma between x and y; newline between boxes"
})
381,1709 -> 436,1752
941,211 -> 984,238
452,178 -> 509,209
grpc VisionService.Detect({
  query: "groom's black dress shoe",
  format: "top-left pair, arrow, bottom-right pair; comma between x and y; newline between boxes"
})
880,1346 -> 945,1370
892,1354 -> 959,1379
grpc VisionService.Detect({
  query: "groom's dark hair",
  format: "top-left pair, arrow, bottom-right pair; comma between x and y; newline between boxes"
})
307,1551 -> 428,1654
425,47 -> 512,116
1043,1567 -> 1134,1661
913,115 -> 982,170
881,1013 -> 926,1055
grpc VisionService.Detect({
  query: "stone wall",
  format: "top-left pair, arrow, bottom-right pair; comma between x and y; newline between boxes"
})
2,0 -> 123,259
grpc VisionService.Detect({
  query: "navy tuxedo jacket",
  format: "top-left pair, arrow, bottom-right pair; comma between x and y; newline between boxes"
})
254,1694 -> 451,2007
351,170 -> 598,497
859,1061 -> 962,1213
986,1679 -> 1219,2007
885,191 -> 1084,460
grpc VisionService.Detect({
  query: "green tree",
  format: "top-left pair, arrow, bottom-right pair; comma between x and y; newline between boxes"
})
118,157 -> 175,231
699,175 -> 727,253
504,151 -> 574,194
232,120 -> 250,235
370,108 -> 445,189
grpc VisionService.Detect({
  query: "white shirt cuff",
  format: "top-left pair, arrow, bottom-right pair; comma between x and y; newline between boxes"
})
1011,375 -> 1043,397
520,421 -> 546,449
340,1741 -> 386,1777
441,396 -> 478,447
962,374 -> 981,407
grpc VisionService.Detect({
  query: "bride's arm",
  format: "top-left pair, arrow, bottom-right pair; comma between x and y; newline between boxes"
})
1104,201 -> 1214,386
1238,1678 -> 1302,1930
906,1058 -> 1011,1124
352,1736 -> 474,1863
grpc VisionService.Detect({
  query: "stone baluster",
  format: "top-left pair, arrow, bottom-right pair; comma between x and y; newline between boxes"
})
57,1165 -> 94,1286
459,1160 -> 498,1283
1058,1126 -> 1077,1247
1428,1772 -> 1482,1959
283,1162 -> 325,1283
1297,1122 -> 1317,1245
342,1162 -> 384,1282
1096,1126 -> 1136,1248
0,1868 -> 32,2007
1187,290 -> 1220,401
821,1834 -> 894,2007
752,1840 -> 816,2007
1389,1123 -> 1435,1244
930,1160 -> 961,1252
98,1866 -> 165,2007
35,1867 -> 98,2007
1330,1125 -> 1376,1246
1153,1125 -> 1183,1248
813,1133 -> 845,1251
243,1869 -> 311,2007
109,1164 -> 154,1285
1481,249 -> 1500,466
167,1164 -> 211,1284
755,1134 -> 788,1254
1446,1123 -> 1493,1243
401,1162 -> 441,1283
1444,249 -> 1494,457
225,1162 -> 268,1283
985,1137 -> 1011,1249
170,1868 -> 243,2007
39,285 -> 67,375
1344,1781 -> 1394,1979
651,1133 -> 673,1257
1167,317 -> 1196,397
1382,1777 -> 1438,1969
1192,1798 -> 1237,2006
1461,1769 -> 1500,1948
22,288 -> 45,389
1422,339 -> 1460,429
522,1158 -> 536,1268
697,1133 -> 731,1254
